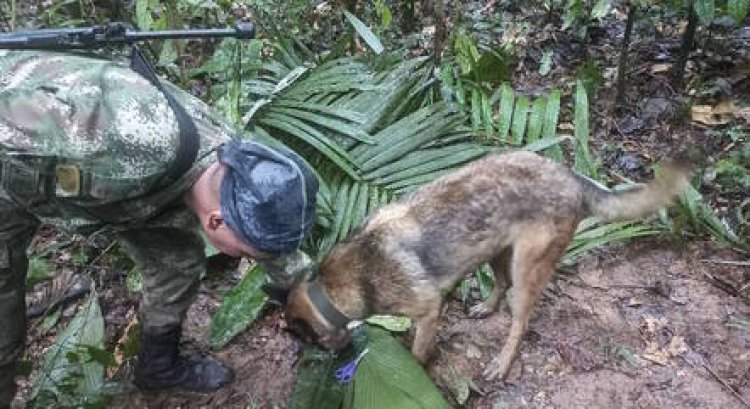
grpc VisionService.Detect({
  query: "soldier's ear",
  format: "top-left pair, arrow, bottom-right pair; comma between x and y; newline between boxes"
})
262,283 -> 290,306
206,211 -> 224,231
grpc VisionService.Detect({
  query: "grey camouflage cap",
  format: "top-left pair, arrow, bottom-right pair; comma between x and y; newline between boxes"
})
217,139 -> 318,254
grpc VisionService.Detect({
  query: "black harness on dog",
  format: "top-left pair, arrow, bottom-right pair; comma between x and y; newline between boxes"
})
306,280 -> 351,329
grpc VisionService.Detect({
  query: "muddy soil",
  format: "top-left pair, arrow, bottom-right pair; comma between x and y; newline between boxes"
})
25,237 -> 740,409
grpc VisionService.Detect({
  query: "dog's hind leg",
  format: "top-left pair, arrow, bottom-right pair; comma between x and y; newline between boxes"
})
469,247 -> 512,318
410,297 -> 442,364
483,227 -> 571,381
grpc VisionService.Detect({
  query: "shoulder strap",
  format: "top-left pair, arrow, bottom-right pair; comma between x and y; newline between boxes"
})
129,46 -> 200,189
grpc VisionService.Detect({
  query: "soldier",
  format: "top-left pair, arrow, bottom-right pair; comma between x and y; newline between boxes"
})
0,49 -> 317,407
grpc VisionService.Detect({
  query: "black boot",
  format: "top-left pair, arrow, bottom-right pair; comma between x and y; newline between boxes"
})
0,364 -> 15,409
133,326 -> 234,393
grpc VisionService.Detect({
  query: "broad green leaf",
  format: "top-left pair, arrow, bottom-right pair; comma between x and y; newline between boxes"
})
364,145 -> 488,184
366,315 -> 412,332
476,264 -> 494,300
289,347 -> 348,409
728,0 -> 750,22
527,97 -> 547,142
440,62 -> 455,103
30,294 -> 105,406
471,88 -> 482,136
387,169 -> 453,191
26,256 -> 51,287
266,106 -> 374,144
157,39 -> 179,68
677,184 -> 748,253
455,77 -> 467,106
522,135 -> 572,152
259,113 -> 360,179
344,11 -> 385,54
378,189 -> 390,209
338,182 -> 361,241
362,143 -> 478,180
470,48 -> 514,84
356,105 -> 463,170
539,50 -> 553,76
496,83 -> 514,144
542,89 -> 564,161
563,221 -> 665,265
482,91 -> 495,141
350,182 -> 370,233
209,264 -> 269,349
368,186 -> 383,215
272,101 -> 365,124
126,268 -> 143,294
135,0 -> 153,30
592,0 -> 612,19
510,95 -> 530,145
693,0 -> 715,25
290,326 -> 451,409
41,308 -> 61,334
346,327 -> 452,409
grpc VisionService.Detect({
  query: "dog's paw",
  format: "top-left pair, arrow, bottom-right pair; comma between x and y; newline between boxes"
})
468,302 -> 494,319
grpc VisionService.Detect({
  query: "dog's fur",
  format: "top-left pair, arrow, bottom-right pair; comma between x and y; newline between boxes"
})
280,151 -> 691,380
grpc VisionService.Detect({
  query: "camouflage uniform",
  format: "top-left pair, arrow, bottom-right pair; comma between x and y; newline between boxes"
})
0,50 -> 312,402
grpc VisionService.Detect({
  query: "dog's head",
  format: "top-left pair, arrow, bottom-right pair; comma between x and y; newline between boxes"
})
266,278 -> 352,351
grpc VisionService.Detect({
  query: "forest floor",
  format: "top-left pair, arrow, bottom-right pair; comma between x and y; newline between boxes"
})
9,1 -> 750,408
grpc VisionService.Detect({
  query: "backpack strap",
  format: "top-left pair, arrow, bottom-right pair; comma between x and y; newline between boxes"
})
129,46 -> 200,189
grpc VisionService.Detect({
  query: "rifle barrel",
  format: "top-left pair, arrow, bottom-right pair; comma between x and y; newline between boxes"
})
0,22 -> 255,50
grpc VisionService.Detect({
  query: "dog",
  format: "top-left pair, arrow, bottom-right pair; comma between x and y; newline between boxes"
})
270,150 -> 691,380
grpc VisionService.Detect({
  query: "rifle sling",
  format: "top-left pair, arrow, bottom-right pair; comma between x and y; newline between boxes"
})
128,46 -> 200,191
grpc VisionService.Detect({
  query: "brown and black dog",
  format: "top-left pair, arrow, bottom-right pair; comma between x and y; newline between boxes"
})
274,151 -> 691,380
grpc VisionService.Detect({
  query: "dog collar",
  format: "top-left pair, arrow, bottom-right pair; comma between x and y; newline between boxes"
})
307,280 -> 351,329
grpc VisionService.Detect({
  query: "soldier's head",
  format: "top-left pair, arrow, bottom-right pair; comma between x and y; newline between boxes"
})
188,139 -> 318,261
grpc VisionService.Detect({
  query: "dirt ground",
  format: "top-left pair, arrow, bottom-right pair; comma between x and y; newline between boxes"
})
7,2 -> 750,408
24,236 -> 739,409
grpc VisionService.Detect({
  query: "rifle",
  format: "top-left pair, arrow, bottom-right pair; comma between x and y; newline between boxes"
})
0,21 -> 255,50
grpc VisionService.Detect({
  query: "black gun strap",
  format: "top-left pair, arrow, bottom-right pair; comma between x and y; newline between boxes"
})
129,46 -> 199,188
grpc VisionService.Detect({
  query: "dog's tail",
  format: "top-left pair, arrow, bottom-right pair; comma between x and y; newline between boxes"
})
578,162 -> 692,222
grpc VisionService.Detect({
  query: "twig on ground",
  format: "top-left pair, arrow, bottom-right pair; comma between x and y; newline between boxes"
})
700,259 -> 750,267
702,271 -> 741,297
682,353 -> 750,408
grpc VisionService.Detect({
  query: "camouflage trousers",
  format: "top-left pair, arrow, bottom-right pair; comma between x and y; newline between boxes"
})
0,194 -> 204,404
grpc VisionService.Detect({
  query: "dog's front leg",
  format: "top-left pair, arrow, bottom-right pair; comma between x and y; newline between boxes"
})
410,307 -> 441,364
469,248 -> 512,318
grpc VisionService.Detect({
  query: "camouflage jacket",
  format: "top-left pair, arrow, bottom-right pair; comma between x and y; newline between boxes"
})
0,49 -> 234,231
0,50 -> 313,284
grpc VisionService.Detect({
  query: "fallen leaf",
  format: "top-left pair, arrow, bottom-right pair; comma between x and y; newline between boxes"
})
627,297 -> 644,307
641,316 -> 668,334
650,63 -> 672,74
691,101 -> 736,125
734,107 -> 750,124
642,341 -> 669,365
558,122 -> 575,131
667,336 -> 688,356
713,100 -> 735,115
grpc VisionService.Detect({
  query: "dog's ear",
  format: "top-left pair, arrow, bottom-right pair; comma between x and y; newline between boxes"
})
262,283 -> 290,306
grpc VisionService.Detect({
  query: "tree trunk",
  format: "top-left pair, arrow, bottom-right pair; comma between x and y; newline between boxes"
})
671,5 -> 699,91
615,4 -> 637,107
433,0 -> 446,63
